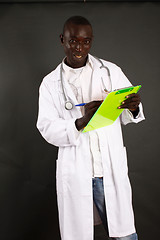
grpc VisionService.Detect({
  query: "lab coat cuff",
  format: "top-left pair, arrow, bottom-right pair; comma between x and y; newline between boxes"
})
121,103 -> 145,125
67,118 -> 81,145
129,103 -> 145,123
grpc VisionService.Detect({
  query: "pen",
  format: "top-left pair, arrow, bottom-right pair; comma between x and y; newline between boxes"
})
75,103 -> 87,107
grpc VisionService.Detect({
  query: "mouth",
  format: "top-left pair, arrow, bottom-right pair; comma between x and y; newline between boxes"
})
73,54 -> 83,59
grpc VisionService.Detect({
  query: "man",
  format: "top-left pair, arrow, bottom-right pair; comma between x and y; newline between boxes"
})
37,16 -> 145,240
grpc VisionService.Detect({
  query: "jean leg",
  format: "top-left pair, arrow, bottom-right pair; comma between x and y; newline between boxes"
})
110,233 -> 138,240
93,178 -> 138,240
92,177 -> 109,235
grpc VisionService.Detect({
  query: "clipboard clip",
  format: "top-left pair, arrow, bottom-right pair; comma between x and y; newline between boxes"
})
104,86 -> 133,94
115,87 -> 134,95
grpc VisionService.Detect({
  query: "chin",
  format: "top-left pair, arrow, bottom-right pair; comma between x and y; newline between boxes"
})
72,55 -> 87,67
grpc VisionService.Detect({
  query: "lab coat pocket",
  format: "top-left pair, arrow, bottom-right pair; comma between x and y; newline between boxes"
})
56,150 -> 69,195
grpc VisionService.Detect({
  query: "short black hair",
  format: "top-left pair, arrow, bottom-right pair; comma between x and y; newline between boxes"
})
63,16 -> 92,34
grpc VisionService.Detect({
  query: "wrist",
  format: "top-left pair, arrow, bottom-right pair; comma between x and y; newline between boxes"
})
130,107 -> 139,118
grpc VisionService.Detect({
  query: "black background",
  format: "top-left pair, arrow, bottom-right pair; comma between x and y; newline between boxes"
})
0,1 -> 160,240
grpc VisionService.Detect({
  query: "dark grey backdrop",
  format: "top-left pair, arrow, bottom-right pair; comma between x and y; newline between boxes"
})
0,1 -> 160,240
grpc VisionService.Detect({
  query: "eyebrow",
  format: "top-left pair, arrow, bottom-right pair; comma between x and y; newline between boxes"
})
70,36 -> 92,39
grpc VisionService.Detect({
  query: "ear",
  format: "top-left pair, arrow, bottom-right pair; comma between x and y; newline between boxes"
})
60,34 -> 64,44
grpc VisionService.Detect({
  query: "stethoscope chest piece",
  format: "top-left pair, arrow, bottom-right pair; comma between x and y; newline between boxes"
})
65,101 -> 73,110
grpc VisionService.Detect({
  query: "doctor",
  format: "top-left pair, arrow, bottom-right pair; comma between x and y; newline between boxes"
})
37,16 -> 145,240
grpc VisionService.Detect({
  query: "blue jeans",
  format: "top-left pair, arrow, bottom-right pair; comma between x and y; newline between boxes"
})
92,177 -> 138,240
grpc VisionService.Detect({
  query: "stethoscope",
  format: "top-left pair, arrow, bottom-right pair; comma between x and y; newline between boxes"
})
60,57 -> 112,110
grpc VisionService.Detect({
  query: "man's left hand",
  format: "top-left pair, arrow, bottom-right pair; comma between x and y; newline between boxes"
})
118,93 -> 141,112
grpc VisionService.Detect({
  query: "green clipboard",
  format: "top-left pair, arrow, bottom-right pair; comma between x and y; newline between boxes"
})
82,85 -> 141,133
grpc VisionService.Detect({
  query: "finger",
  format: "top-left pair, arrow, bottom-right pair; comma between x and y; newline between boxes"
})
121,95 -> 140,106
126,93 -> 141,101
119,96 -> 140,108
119,100 -> 140,110
121,99 -> 140,108
119,102 -> 139,109
125,93 -> 136,98
85,100 -> 102,111
87,100 -> 103,107
125,97 -> 141,105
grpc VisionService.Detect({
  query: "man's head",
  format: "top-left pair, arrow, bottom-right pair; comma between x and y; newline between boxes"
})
60,16 -> 93,68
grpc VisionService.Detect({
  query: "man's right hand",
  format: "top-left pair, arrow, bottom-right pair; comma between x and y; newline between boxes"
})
75,101 -> 102,131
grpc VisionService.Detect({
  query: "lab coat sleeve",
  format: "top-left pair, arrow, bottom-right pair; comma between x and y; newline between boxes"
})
36,81 -> 80,147
116,67 -> 145,125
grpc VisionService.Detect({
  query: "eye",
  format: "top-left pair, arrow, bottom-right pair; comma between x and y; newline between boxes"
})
84,40 -> 91,45
69,39 -> 77,44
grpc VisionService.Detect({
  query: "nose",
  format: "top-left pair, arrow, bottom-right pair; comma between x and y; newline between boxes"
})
75,42 -> 82,52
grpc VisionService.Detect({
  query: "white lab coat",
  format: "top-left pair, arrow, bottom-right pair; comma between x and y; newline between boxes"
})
37,55 -> 145,239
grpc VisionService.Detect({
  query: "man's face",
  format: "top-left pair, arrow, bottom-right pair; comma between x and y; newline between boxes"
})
60,23 -> 93,68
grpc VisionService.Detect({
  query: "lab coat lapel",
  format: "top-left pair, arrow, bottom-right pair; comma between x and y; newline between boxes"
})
56,67 -> 82,119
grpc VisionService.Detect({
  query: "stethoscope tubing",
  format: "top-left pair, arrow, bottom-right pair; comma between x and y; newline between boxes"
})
60,57 -> 112,110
